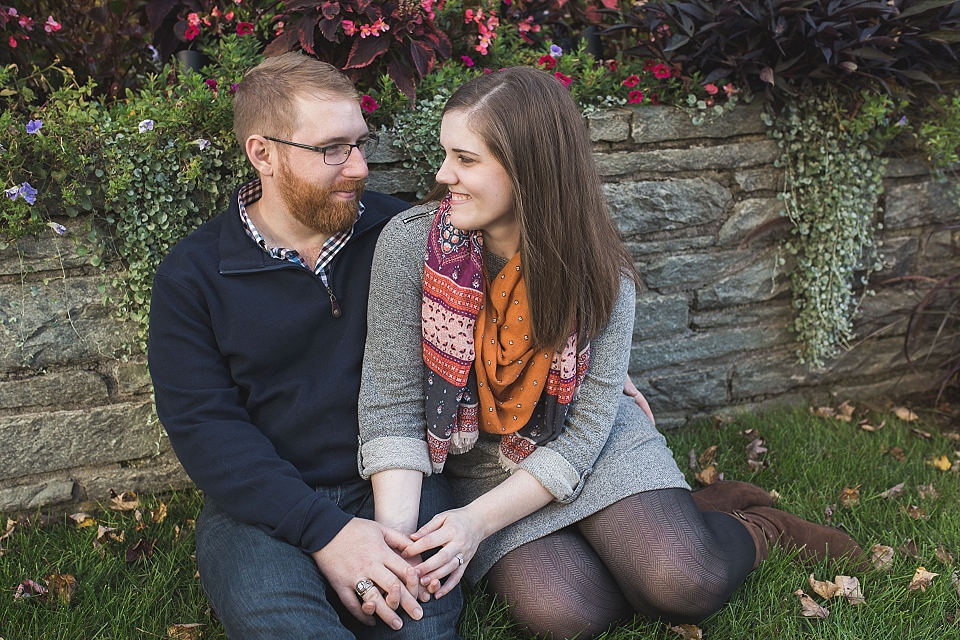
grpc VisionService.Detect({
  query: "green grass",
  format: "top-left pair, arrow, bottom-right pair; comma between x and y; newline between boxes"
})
2,406 -> 958,639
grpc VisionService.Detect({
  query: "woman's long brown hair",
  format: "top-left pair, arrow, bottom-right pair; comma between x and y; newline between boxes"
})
426,67 -> 640,351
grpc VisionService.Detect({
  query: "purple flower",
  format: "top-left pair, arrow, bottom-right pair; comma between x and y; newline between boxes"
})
5,185 -> 19,200
896,116 -> 908,126
147,45 -> 160,61
47,221 -> 67,235
550,44 -> 562,58
138,119 -> 154,133
196,138 -> 211,151
25,119 -> 42,134
19,182 -> 37,204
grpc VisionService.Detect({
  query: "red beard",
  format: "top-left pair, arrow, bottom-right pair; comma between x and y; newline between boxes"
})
276,154 -> 365,235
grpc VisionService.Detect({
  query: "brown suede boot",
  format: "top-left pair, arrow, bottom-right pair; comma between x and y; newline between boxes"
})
690,480 -> 776,513
732,505 -> 868,571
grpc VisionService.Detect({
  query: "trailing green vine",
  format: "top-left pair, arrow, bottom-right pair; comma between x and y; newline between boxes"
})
767,88 -> 900,366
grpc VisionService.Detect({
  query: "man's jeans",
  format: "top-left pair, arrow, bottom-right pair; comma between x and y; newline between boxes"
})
196,474 -> 463,639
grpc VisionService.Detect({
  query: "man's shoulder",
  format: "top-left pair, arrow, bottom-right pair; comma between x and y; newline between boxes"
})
155,210 -> 230,280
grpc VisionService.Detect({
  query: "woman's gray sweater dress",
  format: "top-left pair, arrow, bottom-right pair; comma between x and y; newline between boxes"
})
358,203 -> 689,584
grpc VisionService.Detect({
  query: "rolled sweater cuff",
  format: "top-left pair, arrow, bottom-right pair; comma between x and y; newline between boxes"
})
359,436 -> 432,480
519,446 -> 589,504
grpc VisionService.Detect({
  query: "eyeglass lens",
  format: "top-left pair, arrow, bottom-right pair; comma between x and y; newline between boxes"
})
326,138 -> 379,165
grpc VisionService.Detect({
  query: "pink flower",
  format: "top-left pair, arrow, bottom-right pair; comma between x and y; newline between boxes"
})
187,12 -> 201,26
461,55 -> 474,67
606,60 -> 618,72
184,24 -> 201,40
538,55 -> 555,70
464,9 -> 474,22
652,64 -> 671,79
236,21 -> 253,35
342,20 -> 357,35
205,79 -> 218,90
18,15 -> 33,30
360,23 -> 373,38
274,20 -> 284,35
555,72 -> 572,89
225,11 -> 235,20
704,83 -> 718,95
723,83 -> 738,97
650,93 -> 659,106
371,18 -> 389,34
483,68 -> 492,74
7,8 -> 17,17
628,90 -> 643,104
360,95 -> 379,113
229,83 -> 240,93
8,36 -> 16,47
44,16 -> 61,32
643,59 -> 655,71
622,75 -> 640,87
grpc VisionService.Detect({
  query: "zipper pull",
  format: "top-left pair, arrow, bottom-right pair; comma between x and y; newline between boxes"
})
326,286 -> 341,318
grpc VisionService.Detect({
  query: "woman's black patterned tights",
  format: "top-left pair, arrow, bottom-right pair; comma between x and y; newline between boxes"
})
483,488 -> 756,639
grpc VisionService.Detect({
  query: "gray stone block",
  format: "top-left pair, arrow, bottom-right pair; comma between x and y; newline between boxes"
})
589,109 -> 632,143
366,132 -> 407,164
718,198 -> 785,246
634,292 -> 688,340
596,140 -> 780,176
606,179 -> 732,237
819,336 -> 911,381
692,300 -> 794,330
0,276 -> 134,371
0,479 -> 75,512
644,366 -> 730,411
734,168 -> 784,192
828,374 -> 930,405
875,234 -> 919,279
0,370 -> 108,410
0,401 -> 157,480
75,450 -> 192,502
630,325 -> 792,371
117,360 -> 153,396
853,286 -> 922,337
624,236 -> 716,259
365,168 -> 420,195
696,248 -> 790,309
917,227 -> 960,277
883,158 -> 928,179
731,347 -> 812,399
884,181 -> 960,230
0,220 -> 94,276
631,101 -> 768,144
641,251 -> 744,290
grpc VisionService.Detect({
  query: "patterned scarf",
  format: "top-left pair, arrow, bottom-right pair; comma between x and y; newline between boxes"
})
422,196 -> 590,473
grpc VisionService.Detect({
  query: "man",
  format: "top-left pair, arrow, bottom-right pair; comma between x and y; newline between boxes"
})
148,52 -> 462,639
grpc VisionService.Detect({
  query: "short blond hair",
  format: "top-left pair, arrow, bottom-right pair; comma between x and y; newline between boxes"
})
233,52 -> 359,152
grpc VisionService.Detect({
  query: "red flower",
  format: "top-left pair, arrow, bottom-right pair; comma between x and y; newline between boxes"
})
229,83 -> 240,94
205,79 -> 218,90
538,55 -> 555,70
483,68 -> 492,74
360,95 -> 379,113
643,59 -> 655,71
704,83 -> 718,95
236,22 -> 254,35
650,93 -> 660,106
184,24 -> 201,40
461,55 -> 474,67
628,90 -> 643,104
606,60 -> 618,72
652,64 -> 671,79
622,75 -> 640,88
8,36 -> 16,47
554,72 -> 572,89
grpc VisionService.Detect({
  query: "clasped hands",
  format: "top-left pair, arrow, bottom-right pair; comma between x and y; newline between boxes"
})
311,508 -> 482,629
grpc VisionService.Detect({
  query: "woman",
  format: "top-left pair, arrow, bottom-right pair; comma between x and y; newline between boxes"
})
358,67 -> 864,637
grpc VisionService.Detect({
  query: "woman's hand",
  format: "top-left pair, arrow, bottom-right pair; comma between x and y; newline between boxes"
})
623,374 -> 655,426
402,507 -> 487,598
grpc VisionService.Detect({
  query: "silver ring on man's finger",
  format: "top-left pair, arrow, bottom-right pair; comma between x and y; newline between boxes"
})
456,555 -> 464,566
355,579 -> 376,598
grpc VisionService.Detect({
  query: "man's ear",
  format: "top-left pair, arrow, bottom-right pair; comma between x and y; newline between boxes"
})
246,135 -> 277,177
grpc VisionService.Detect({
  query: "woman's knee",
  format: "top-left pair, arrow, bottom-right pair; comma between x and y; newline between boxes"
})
623,565 -> 732,624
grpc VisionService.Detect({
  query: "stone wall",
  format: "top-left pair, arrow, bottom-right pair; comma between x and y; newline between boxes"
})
1,102 -> 958,514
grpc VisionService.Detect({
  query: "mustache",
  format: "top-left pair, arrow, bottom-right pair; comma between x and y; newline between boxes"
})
329,179 -> 365,194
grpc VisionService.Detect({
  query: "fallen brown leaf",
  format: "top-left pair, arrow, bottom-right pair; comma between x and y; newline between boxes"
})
794,589 -> 830,618
871,544 -> 895,570
835,575 -> 865,605
695,465 -> 720,486
840,485 -> 861,508
109,490 -> 140,512
688,448 -> 697,470
69,513 -> 96,529
886,446 -> 906,461
899,539 -> 921,560
936,545 -> 955,566
809,574 -> 840,599
151,502 -> 168,524
126,538 -> 155,563
902,505 -> 929,521
911,427 -> 933,440
928,455 -> 952,471
946,433 -> 960,442
908,566 -> 938,592
879,482 -> 906,499
918,483 -> 939,500
745,437 -> 768,459
14,578 -> 48,602
813,406 -> 837,418
167,623 -> 202,640
699,445 -> 719,467
741,428 -> 759,439
45,572 -> 77,605
747,459 -> 770,472
859,419 -> 885,432
669,624 -> 702,639
837,400 -> 855,422
894,407 -> 919,422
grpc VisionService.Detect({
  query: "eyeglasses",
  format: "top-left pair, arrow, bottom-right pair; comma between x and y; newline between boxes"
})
263,134 -> 379,166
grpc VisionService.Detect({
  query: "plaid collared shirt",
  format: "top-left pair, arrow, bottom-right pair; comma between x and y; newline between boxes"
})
237,179 -> 363,291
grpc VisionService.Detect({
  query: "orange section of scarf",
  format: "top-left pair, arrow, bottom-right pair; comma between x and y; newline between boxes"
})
474,252 -> 553,435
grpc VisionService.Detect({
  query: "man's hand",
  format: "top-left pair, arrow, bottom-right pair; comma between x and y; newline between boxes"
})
311,518 -> 423,629
623,374 -> 655,426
